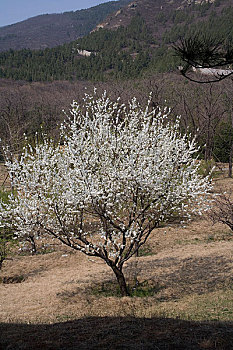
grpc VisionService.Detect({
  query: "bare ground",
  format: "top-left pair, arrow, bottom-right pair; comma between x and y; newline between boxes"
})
1,226 -> 232,321
0,175 -> 233,349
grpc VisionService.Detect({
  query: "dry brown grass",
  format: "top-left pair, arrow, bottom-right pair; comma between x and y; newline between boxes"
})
0,169 -> 233,349
1,227 -> 232,322
0,163 -> 10,190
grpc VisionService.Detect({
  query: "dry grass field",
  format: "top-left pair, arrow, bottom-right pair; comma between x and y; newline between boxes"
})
0,167 -> 233,349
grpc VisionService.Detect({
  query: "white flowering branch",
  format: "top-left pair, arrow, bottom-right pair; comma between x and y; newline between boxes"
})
0,91 -> 211,296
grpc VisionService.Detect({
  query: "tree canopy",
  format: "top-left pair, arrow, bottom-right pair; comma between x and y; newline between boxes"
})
0,92 -> 211,295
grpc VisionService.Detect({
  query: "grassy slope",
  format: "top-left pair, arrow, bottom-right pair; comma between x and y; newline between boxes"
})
0,169 -> 233,349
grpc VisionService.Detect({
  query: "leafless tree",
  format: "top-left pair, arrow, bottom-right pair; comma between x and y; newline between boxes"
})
172,82 -> 227,161
209,192 -> 233,231
224,82 -> 233,177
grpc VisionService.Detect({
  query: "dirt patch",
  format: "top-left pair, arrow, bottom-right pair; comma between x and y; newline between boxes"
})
1,237 -> 231,324
0,171 -> 232,349
132,249 -> 233,301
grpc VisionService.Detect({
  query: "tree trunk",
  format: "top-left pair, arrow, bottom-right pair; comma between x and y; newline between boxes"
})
111,265 -> 129,297
0,242 -> 6,270
135,242 -> 139,257
28,236 -> 37,255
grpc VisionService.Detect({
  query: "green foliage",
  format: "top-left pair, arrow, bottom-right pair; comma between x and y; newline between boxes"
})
214,120 -> 233,163
0,15 -> 153,81
0,0 -> 131,52
137,244 -> 153,257
0,2 -> 232,81
197,159 -> 216,178
163,5 -> 233,45
68,0 -> 131,36
0,189 -> 10,204
0,274 -> 24,284
91,279 -> 162,297
149,46 -> 181,72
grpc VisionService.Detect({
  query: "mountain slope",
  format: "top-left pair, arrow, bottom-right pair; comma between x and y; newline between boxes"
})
0,0 -> 232,81
97,0 -> 233,42
0,0 -> 131,52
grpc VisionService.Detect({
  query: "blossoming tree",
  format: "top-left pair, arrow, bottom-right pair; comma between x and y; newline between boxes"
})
0,92 -> 211,296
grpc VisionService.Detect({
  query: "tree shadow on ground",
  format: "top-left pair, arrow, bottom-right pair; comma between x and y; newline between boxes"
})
126,255 -> 233,301
1,317 -> 233,350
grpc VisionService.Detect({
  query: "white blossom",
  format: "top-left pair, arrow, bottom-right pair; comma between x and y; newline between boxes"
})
0,91 -> 211,269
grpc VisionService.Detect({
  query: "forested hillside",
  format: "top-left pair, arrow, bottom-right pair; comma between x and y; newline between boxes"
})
0,0 -> 131,51
0,0 -> 232,81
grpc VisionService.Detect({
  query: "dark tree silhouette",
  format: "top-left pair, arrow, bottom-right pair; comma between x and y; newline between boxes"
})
174,34 -> 233,83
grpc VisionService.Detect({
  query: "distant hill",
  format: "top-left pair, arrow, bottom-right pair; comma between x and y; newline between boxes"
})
0,0 -> 131,52
0,0 -> 232,81
97,0 -> 233,43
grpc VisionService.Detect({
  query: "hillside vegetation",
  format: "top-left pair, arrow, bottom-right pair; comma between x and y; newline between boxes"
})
0,0 -> 131,51
0,0 -> 232,81
0,75 -> 232,165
